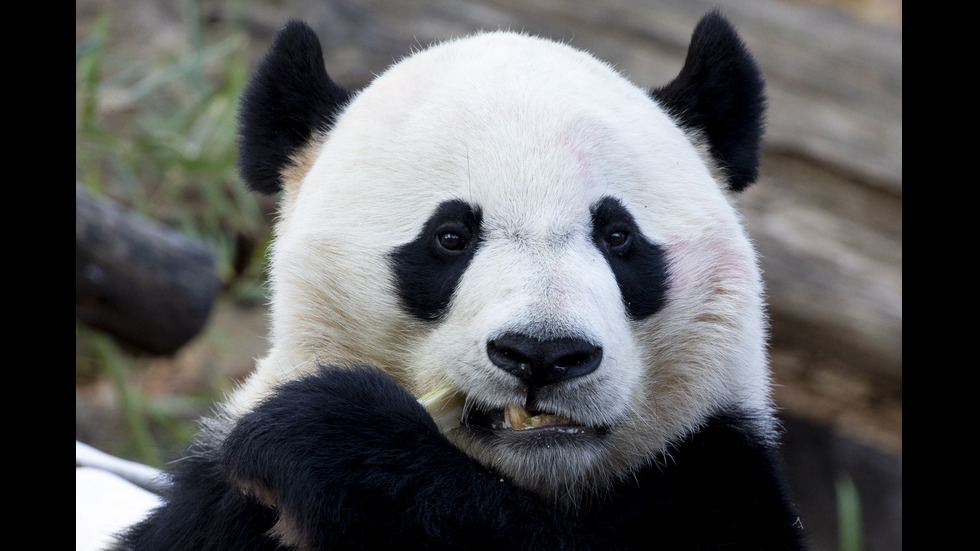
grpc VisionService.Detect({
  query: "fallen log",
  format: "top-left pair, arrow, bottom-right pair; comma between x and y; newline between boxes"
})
75,183 -> 221,355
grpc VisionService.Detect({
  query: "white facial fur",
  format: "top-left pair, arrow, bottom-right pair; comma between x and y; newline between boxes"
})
223,31 -> 772,504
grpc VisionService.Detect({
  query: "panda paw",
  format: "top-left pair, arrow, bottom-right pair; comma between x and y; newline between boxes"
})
220,365 -> 482,547
222,364 -> 447,485
219,366 -> 610,549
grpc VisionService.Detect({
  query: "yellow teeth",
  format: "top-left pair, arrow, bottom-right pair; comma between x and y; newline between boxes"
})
504,404 -> 573,430
419,386 -> 576,432
504,404 -> 531,429
417,386 -> 464,434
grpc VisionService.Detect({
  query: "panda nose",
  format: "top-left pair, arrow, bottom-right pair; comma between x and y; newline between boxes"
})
487,333 -> 602,387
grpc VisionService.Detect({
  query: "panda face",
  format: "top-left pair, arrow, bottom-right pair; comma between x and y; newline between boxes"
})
235,27 -> 770,502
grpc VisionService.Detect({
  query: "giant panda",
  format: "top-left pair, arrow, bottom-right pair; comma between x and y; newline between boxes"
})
117,11 -> 806,550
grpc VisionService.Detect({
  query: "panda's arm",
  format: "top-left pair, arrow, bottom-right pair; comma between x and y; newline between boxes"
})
614,411 -> 809,550
220,366 -> 611,550
117,366 -> 803,550
113,451 -> 283,551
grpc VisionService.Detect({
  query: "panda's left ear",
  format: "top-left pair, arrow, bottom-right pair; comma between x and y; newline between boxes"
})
650,11 -> 766,193
237,21 -> 353,195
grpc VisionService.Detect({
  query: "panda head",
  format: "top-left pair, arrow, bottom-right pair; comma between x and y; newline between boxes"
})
231,12 -> 768,505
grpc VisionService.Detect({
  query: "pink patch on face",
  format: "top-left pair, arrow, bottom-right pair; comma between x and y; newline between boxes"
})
665,236 -> 756,293
553,118 -> 606,191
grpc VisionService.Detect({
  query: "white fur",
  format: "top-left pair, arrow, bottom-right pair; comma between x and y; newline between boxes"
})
223,31 -> 772,503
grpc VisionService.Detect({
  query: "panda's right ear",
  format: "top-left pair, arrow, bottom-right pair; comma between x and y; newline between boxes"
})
237,20 -> 352,195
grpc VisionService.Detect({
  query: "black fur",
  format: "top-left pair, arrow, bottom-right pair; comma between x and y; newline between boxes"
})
114,448 -> 282,550
590,196 -> 670,320
237,21 -> 353,194
650,11 -> 766,192
118,367 -> 805,550
390,200 -> 484,321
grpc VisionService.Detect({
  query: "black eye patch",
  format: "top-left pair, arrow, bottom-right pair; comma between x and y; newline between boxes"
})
590,197 -> 670,320
390,200 -> 483,322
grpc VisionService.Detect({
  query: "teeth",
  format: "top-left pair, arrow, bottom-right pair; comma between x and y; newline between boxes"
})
504,404 -> 573,430
527,414 -> 571,428
504,404 -> 532,429
420,386 -> 577,433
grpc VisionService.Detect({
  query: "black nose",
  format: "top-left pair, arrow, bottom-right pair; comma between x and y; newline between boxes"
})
487,333 -> 602,387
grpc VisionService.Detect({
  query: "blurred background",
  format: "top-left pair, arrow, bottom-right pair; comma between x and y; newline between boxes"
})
75,1 -> 901,550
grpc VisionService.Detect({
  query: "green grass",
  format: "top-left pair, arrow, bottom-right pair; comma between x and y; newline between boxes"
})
835,473 -> 865,551
75,3 -> 266,467
76,7 -> 264,285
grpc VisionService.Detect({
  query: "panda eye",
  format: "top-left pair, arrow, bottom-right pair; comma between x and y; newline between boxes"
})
437,231 -> 467,252
606,230 -> 630,251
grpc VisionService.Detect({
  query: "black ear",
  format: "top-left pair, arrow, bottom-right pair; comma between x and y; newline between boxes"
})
237,21 -> 352,194
650,11 -> 766,192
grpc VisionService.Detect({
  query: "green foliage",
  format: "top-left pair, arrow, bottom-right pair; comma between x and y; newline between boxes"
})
76,3 -> 266,466
76,320 -> 234,468
89,329 -> 163,467
835,473 -> 864,551
75,7 -> 264,287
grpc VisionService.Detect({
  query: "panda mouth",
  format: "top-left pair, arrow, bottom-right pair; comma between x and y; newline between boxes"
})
463,400 -> 586,433
418,386 -> 602,436
502,403 -> 577,430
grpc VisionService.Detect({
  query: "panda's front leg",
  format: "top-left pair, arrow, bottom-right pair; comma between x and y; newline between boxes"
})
222,365 -> 607,550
